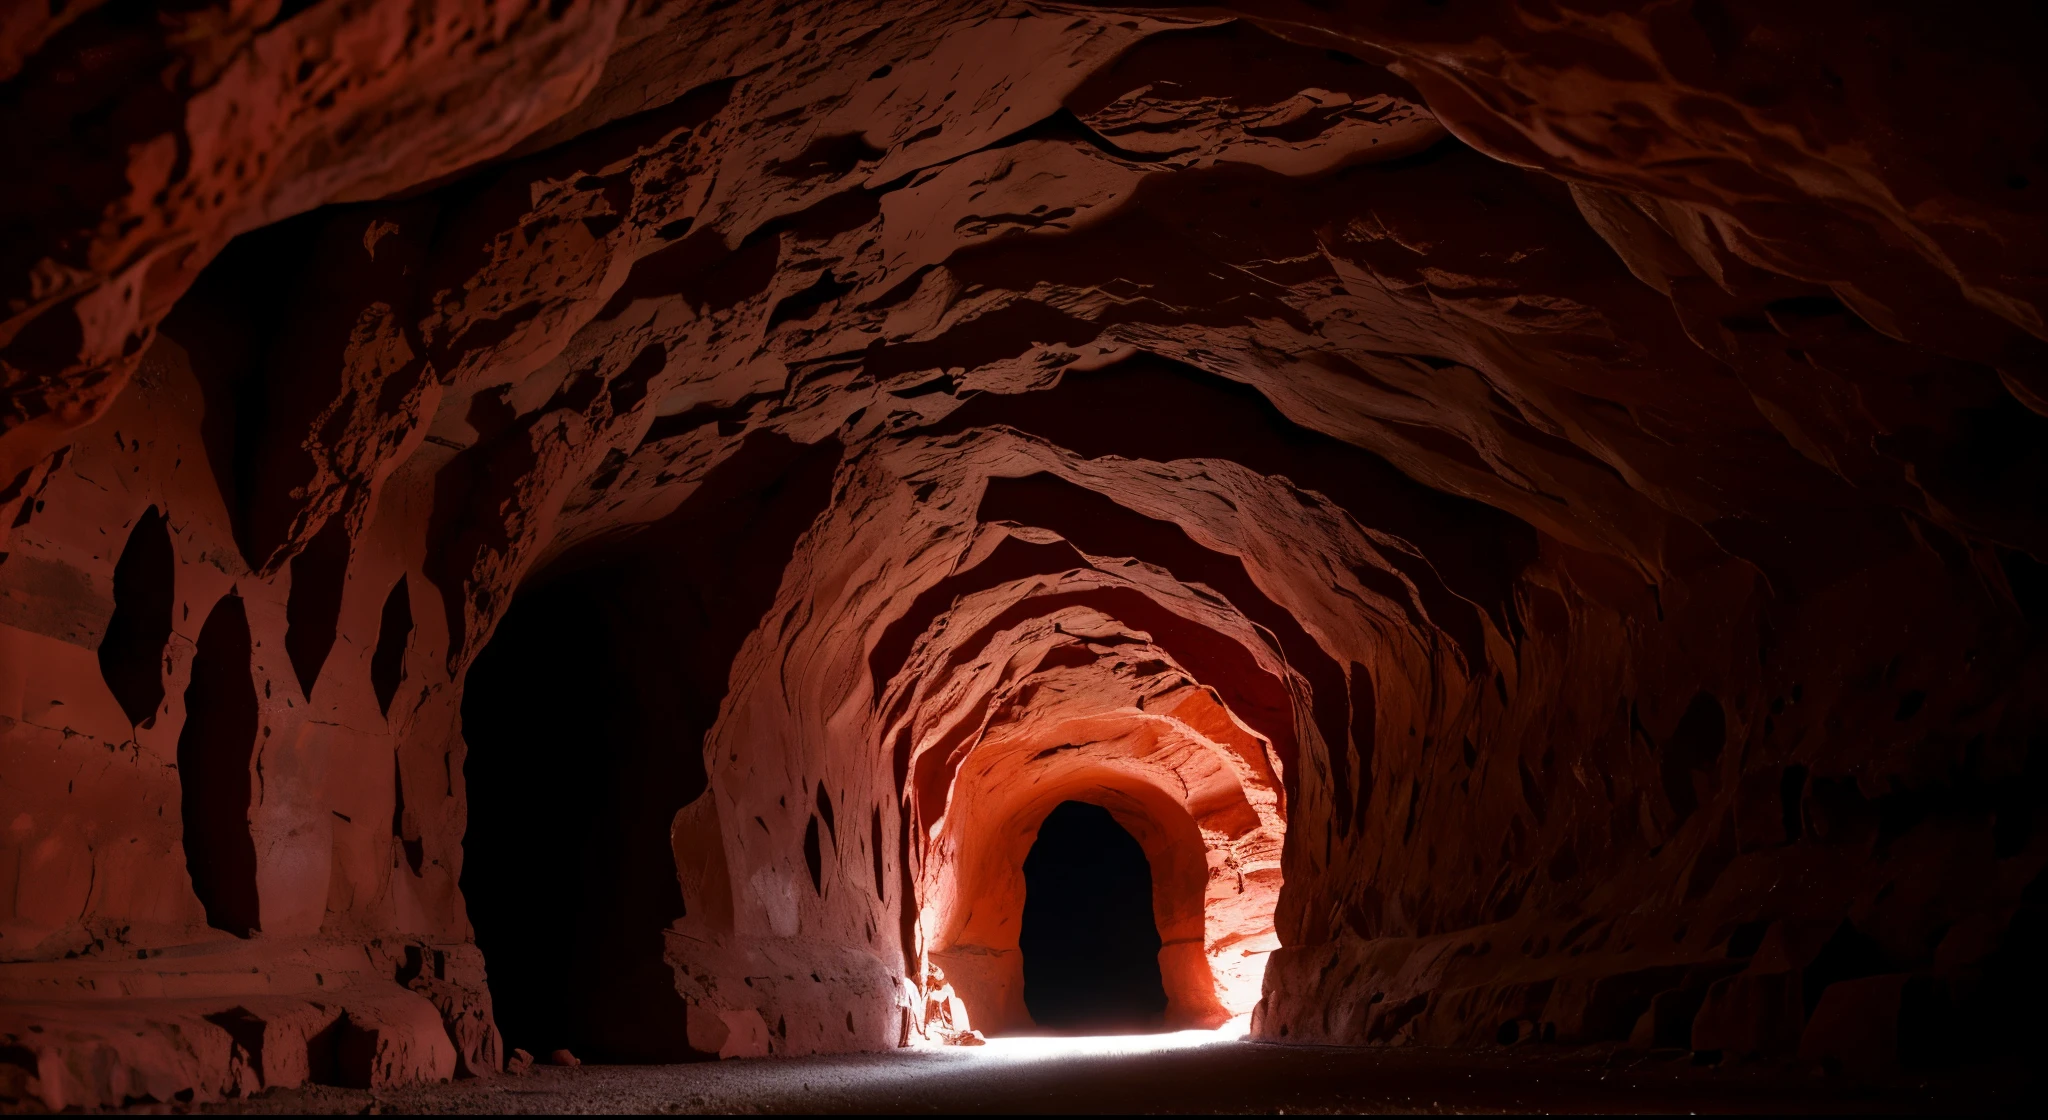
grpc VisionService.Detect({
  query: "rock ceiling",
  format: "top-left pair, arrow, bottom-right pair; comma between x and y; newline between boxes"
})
1,0 -> 2045,1108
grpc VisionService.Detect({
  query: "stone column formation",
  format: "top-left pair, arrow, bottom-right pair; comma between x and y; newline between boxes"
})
1,1 -> 2044,1108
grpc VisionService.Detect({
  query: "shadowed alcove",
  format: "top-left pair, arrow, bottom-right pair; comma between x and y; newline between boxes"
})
459,432 -> 841,1062
459,569 -> 696,1062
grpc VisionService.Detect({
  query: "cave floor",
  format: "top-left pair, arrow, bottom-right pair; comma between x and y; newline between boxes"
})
191,1032 -> 2024,1115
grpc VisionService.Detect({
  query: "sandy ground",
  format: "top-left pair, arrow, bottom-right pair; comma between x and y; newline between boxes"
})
193,1031 -> 2027,1115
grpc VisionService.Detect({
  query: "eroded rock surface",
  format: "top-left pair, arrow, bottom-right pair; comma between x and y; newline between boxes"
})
2,1 -> 2045,1109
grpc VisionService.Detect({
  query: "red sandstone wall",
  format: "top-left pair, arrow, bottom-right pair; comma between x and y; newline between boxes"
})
3,0 -> 2046,1107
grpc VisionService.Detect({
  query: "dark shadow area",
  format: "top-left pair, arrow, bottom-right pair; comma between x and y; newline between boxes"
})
369,576 -> 412,717
177,593 -> 260,937
462,577 -> 658,1058
461,432 -> 842,1062
1021,801 -> 1168,1033
98,505 -> 175,727
284,514 -> 350,700
157,210 -> 323,573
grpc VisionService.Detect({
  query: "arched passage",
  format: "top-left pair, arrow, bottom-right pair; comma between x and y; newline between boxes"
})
908,590 -> 1292,1036
8,4 -> 2048,1107
459,571 -> 695,1062
1020,800 -> 1168,1032
458,432 -> 842,1061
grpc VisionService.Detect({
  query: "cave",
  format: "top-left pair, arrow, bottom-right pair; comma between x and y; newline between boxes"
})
458,569 -> 696,1064
1,1 -> 2045,1113
1018,801 -> 1170,1034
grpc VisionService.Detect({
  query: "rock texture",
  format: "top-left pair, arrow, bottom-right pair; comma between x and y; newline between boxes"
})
3,0 -> 2046,1109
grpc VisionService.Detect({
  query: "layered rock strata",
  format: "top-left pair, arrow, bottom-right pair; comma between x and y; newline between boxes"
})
2,0 -> 2045,1109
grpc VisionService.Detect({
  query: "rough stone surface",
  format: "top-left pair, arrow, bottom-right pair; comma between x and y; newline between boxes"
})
3,0 -> 2047,1109
197,1038 -> 2035,1114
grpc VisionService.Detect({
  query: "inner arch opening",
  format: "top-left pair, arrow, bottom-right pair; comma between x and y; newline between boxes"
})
1020,801 -> 1169,1032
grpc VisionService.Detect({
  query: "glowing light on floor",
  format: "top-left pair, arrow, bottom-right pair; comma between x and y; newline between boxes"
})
931,1027 -> 1246,1061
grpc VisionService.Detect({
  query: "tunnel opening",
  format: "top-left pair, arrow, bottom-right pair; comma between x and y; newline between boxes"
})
459,571 -> 696,1063
459,431 -> 843,1062
1018,800 -> 1170,1033
914,630 -> 1283,1038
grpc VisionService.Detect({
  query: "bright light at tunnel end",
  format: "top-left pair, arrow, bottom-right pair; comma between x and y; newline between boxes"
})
918,1026 -> 1248,1061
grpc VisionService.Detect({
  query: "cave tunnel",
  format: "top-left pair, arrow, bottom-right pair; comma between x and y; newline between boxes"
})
3,2 -> 2047,1114
460,429 -> 841,1063
1018,801 -> 1169,1033
458,568 -> 696,1063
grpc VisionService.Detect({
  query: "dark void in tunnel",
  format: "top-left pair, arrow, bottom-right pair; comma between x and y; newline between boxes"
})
1019,801 -> 1169,1033
459,576 -> 690,1062
460,431 -> 842,1062
177,592 -> 260,938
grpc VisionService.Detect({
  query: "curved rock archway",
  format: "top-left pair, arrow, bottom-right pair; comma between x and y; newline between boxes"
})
922,675 -> 1285,1034
2,2 -> 2046,1109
